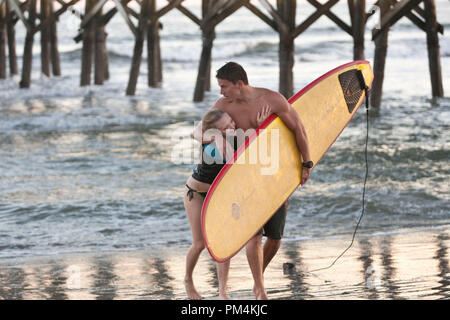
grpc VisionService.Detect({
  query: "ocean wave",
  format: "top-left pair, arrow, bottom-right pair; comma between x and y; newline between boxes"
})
233,41 -> 277,58
161,41 -> 277,62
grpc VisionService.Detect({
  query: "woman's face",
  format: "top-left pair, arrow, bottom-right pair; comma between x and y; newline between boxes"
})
215,113 -> 236,136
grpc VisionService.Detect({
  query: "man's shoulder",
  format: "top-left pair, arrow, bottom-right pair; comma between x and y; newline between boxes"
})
213,97 -> 233,110
257,87 -> 285,102
257,88 -> 289,112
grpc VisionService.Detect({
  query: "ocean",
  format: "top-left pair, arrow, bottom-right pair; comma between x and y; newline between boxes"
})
0,1 -> 449,263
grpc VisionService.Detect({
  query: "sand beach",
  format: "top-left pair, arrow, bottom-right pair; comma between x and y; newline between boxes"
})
1,226 -> 448,300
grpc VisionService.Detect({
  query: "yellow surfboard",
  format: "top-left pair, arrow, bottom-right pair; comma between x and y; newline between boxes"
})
202,61 -> 374,262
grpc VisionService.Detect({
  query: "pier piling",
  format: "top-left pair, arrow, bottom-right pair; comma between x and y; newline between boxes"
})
424,0 -> 444,98
0,0 -> 445,103
0,1 -> 6,79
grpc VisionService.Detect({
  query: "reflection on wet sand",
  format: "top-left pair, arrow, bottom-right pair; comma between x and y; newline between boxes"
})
358,238 -> 379,299
90,258 -> 117,300
42,264 -> 69,300
0,228 -> 449,300
0,267 -> 27,299
432,233 -> 450,299
380,236 -> 401,299
279,241 -> 310,299
151,258 -> 175,299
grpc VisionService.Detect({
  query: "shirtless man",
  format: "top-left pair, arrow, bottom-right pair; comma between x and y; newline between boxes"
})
195,62 -> 312,299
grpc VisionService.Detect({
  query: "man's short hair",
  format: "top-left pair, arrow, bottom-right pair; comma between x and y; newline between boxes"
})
216,62 -> 248,85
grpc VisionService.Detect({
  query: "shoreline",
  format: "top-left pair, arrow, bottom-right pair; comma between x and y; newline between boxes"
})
0,226 -> 449,300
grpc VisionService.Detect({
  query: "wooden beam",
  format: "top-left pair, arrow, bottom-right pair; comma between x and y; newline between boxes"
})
176,3 -> 201,26
403,6 -> 427,31
148,0 -> 162,87
208,0 -> 244,28
193,28 -> 214,101
424,0 -> 443,97
308,0 -> 352,36
348,0 -> 366,60
411,3 -> 443,34
204,0 -> 228,22
20,0 -> 36,88
243,2 -> 277,31
293,0 -> 339,39
156,0 -> 183,18
126,0 -> 149,95
80,0 -> 95,86
41,0 -> 52,76
35,0 -> 78,33
55,0 -> 68,6
390,0 -> 443,34
50,0 -> 61,76
193,0 -> 245,101
7,0 -> 30,30
94,3 -> 107,84
371,0 -> 390,108
277,0 -> 296,98
124,4 -> 139,20
372,0 -> 423,40
259,0 -> 289,34
0,1 -> 6,79
81,0 -> 108,29
74,0 -> 133,43
6,0 -> 18,75
101,4 -> 120,24
112,0 -> 137,36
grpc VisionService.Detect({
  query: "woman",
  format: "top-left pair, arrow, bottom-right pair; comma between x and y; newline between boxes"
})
183,107 -> 271,300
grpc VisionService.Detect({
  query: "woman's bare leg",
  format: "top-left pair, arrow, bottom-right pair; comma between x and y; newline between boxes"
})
183,187 -> 205,300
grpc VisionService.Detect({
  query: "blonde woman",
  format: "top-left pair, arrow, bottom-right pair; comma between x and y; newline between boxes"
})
183,108 -> 270,299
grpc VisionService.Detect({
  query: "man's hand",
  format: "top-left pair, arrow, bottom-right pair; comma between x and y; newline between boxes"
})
301,167 -> 311,186
256,105 -> 272,126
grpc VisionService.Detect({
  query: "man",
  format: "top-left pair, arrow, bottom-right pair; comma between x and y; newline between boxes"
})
195,62 -> 312,299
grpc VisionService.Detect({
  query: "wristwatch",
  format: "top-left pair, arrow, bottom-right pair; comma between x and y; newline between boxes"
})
302,161 -> 314,169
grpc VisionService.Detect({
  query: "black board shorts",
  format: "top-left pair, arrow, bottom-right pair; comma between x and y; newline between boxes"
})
257,200 -> 288,240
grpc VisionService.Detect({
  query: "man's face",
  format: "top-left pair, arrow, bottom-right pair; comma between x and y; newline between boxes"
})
217,79 -> 241,99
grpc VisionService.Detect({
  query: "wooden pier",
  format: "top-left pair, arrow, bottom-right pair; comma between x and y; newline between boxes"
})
0,0 -> 445,106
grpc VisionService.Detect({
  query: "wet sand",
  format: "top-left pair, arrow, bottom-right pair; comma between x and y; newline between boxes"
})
0,227 -> 449,300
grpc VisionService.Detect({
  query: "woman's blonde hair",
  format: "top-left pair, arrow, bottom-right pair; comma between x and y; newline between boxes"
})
202,109 -> 226,133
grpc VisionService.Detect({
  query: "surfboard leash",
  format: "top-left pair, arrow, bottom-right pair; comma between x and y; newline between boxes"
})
308,72 -> 370,274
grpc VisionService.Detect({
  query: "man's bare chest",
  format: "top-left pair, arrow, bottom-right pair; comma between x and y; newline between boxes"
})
222,104 -> 262,131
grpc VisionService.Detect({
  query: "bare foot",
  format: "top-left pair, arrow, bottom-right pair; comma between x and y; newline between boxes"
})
184,278 -> 202,300
219,292 -> 230,300
255,291 -> 268,300
253,286 -> 268,300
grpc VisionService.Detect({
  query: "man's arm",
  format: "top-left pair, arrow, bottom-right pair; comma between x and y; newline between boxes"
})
268,92 -> 312,185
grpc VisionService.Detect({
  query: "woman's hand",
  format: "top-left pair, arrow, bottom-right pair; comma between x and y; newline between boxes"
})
257,105 -> 272,126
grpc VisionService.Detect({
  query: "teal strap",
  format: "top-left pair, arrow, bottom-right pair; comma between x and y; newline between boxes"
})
203,143 -> 223,164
